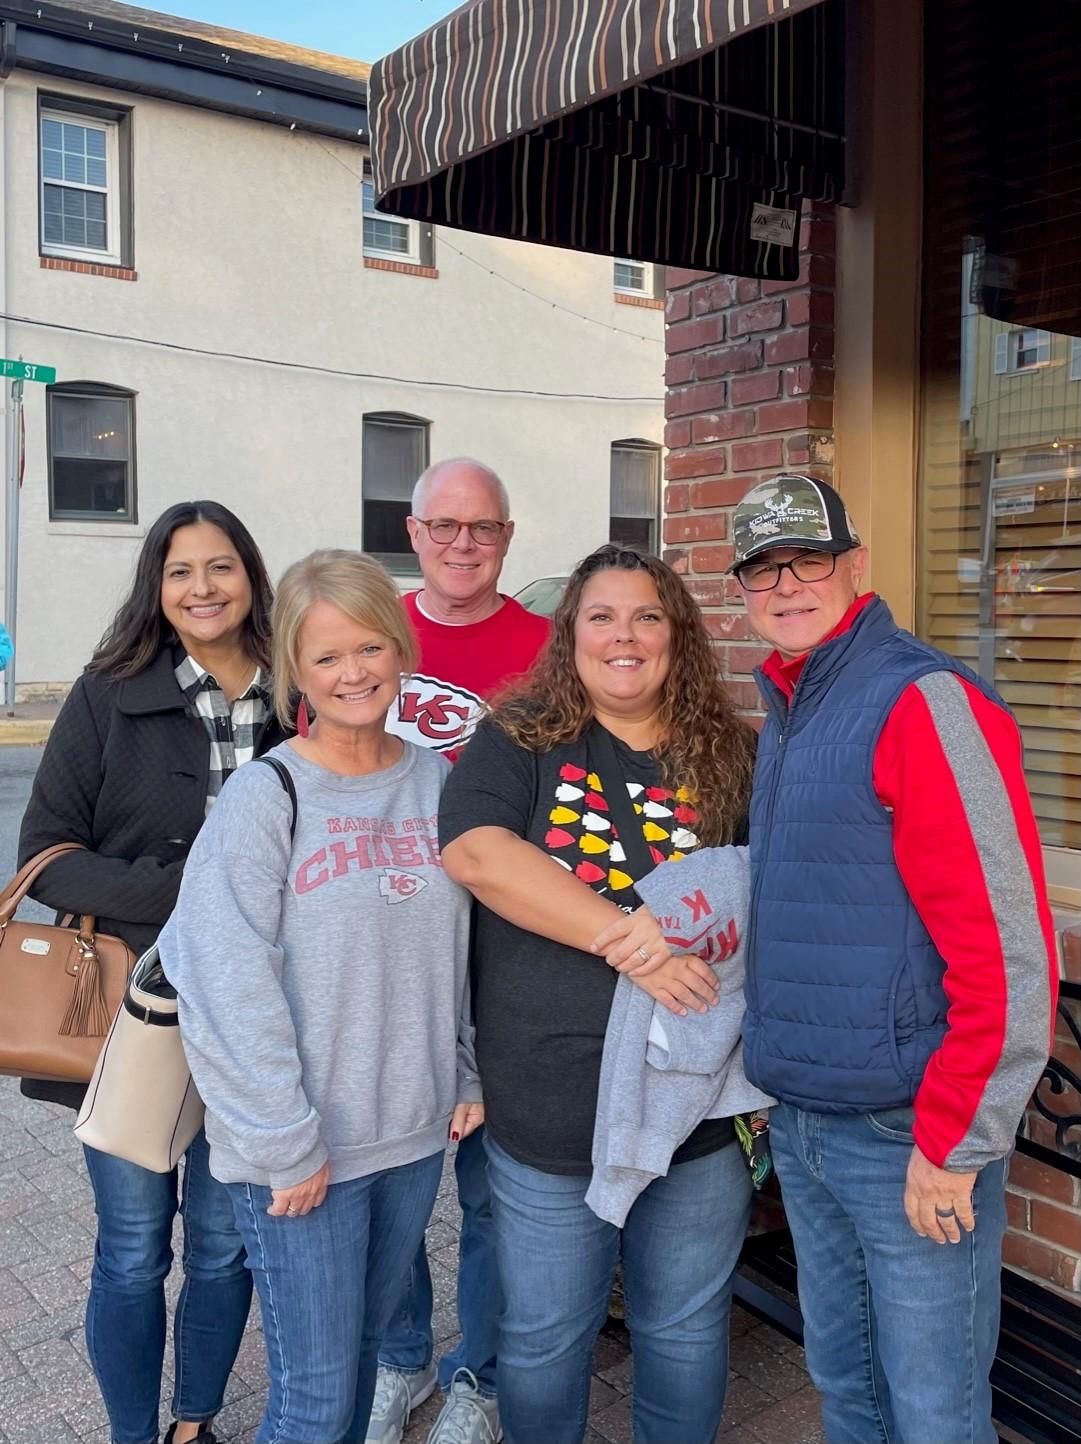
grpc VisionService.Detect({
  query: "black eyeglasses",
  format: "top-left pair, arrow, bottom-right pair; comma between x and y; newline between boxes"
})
735,550 -> 838,592
412,518 -> 508,546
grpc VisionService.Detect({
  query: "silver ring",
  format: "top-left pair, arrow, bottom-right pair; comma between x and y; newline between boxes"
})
286,1205 -> 298,1216
637,946 -> 651,963
934,1206 -> 956,1218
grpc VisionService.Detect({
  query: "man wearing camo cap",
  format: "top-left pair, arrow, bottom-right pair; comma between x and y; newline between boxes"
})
732,473 -> 1057,1444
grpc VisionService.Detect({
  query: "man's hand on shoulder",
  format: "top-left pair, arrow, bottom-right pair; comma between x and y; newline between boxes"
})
904,1145 -> 977,1245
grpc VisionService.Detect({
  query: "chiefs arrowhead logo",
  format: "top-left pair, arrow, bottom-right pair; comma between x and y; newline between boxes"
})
379,869 -> 428,904
386,673 -> 485,752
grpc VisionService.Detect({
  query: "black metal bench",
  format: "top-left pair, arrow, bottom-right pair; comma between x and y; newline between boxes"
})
735,1237 -> 1081,1444
733,979 -> 1081,1444
994,1269 -> 1081,1444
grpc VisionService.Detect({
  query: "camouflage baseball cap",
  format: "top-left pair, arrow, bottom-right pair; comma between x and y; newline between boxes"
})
730,474 -> 861,570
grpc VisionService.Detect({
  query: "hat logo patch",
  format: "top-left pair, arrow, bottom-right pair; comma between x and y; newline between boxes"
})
748,492 -> 825,538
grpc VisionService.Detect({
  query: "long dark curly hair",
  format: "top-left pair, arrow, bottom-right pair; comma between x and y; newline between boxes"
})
86,500 -> 273,679
490,544 -> 756,845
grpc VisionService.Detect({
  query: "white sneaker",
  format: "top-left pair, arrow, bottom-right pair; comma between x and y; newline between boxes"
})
366,1363 -> 438,1444
426,1369 -> 502,1444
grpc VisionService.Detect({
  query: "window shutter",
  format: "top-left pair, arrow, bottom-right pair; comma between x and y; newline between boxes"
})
419,224 -> 435,267
994,333 -> 1009,373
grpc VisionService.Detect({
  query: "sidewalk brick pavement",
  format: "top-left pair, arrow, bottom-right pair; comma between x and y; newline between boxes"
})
0,1076 -> 821,1444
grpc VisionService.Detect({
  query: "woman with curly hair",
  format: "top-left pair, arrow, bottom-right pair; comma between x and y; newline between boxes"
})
438,543 -> 757,1444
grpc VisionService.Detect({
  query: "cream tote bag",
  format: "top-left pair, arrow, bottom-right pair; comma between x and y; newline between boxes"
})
74,946 -> 204,1172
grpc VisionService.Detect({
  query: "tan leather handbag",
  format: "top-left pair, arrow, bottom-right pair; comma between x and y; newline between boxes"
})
75,946 -> 204,1172
0,844 -> 136,1082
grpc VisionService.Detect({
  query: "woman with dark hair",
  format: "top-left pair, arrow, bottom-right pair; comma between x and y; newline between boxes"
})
439,544 -> 758,1444
18,500 -> 286,1444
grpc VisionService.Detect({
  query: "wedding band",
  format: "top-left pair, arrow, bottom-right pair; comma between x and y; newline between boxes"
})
637,946 -> 652,963
934,1206 -> 956,1218
286,1205 -> 298,1216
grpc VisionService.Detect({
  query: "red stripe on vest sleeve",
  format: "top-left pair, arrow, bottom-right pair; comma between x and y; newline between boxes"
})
873,677 -> 1057,1171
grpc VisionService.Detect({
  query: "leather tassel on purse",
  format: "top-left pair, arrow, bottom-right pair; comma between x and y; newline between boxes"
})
58,933 -> 113,1038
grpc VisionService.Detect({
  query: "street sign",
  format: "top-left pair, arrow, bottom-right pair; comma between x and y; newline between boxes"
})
1,360 -> 55,384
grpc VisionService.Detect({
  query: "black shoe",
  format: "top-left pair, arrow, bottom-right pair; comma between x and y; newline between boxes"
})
163,1426 -> 218,1444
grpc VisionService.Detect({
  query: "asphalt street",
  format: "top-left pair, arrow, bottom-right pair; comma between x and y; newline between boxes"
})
0,748 -> 49,924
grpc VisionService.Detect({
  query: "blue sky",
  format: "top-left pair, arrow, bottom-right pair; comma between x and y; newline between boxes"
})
180,1 -> 463,64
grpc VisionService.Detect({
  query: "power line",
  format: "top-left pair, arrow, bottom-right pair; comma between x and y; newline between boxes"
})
0,309 -> 663,404
310,133 -> 661,344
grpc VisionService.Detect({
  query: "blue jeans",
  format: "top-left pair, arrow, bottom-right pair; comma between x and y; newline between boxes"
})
485,1136 -> 751,1444
769,1103 -> 1007,1444
378,1126 -> 500,1395
227,1152 -> 443,1444
83,1129 -> 252,1444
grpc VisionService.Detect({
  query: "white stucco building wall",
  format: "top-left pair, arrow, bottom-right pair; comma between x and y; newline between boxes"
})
0,59 -> 664,689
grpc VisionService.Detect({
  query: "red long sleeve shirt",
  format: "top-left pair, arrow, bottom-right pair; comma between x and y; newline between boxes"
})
761,595 -> 1059,1171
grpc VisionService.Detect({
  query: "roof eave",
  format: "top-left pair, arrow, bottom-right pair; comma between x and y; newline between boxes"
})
0,1 -> 369,141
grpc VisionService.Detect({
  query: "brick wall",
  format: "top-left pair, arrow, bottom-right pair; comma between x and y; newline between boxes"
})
661,202 -> 836,715
1008,922 -> 1081,1299
661,202 -> 1081,1298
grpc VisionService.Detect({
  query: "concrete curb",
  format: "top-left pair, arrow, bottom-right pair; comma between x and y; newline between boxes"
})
0,719 -> 54,746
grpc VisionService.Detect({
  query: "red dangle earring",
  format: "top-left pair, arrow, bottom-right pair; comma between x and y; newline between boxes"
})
296,696 -> 310,738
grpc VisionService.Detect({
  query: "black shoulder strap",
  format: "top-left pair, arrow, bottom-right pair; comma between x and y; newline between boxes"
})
586,723 -> 656,901
254,755 -> 298,841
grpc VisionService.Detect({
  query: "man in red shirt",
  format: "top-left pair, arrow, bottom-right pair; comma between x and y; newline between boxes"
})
371,459 -> 550,1444
729,474 -> 1058,1444
388,458 -> 550,757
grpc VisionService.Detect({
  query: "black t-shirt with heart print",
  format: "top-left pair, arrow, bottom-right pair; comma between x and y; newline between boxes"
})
439,718 -> 738,1175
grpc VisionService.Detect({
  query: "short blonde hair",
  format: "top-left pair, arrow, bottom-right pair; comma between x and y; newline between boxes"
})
271,550 -> 416,726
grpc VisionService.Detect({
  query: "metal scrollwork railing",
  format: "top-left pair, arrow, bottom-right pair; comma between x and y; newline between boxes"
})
1016,980 -> 1081,1179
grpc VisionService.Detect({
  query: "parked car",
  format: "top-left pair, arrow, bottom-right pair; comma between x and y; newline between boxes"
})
515,575 -> 569,618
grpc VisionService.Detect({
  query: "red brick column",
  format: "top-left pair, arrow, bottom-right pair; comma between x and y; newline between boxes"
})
661,202 -> 836,713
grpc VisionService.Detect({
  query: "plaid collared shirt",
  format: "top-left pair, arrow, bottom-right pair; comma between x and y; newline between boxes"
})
174,653 -> 270,815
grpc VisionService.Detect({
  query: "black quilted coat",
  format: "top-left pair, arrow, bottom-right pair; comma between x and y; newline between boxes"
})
16,644 -> 287,1107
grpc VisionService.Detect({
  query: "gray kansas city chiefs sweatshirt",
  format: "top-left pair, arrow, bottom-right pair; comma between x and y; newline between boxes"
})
586,846 -> 775,1226
159,742 -> 476,1190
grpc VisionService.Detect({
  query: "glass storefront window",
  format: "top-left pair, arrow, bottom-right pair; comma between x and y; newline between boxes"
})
918,4 -> 1080,857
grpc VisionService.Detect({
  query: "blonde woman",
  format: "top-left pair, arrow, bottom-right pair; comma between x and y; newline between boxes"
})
160,550 -> 479,1444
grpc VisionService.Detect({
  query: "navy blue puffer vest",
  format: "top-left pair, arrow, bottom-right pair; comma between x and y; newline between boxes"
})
742,597 -> 1005,1112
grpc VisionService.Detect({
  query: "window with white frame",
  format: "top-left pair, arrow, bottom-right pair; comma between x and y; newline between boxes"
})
362,412 -> 429,569
47,384 -> 136,521
40,110 -> 123,264
994,327 -> 1052,374
610,441 -> 661,552
1070,337 -> 1081,381
614,258 -> 650,294
362,167 -> 420,262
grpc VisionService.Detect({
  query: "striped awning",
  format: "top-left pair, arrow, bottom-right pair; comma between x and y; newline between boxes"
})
369,0 -> 846,281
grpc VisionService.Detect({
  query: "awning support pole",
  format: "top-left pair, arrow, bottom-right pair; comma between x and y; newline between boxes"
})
642,82 -> 845,144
